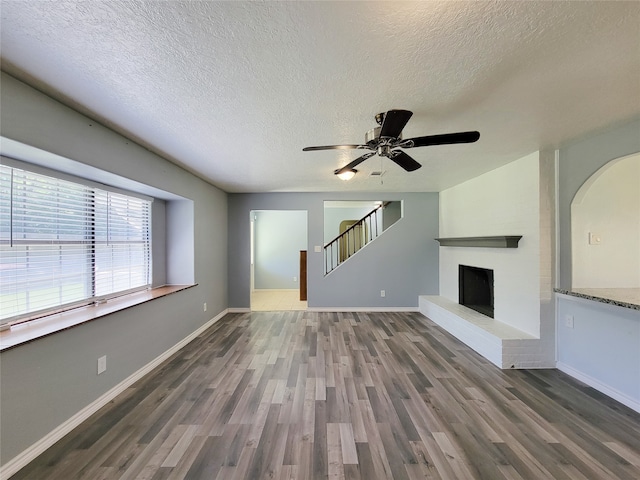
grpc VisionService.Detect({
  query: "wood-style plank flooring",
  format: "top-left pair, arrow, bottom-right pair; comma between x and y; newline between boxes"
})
12,311 -> 640,479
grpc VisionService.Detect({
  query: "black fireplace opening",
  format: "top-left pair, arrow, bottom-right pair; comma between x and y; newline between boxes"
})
459,265 -> 494,318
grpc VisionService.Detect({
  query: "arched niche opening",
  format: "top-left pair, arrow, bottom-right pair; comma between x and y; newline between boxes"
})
571,153 -> 640,302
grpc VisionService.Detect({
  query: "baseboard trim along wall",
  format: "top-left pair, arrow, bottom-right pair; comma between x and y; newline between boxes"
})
306,307 -> 420,313
0,309 -> 230,480
557,362 -> 640,414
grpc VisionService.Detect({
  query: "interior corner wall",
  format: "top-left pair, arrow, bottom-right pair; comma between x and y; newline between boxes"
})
228,192 -> 439,310
167,199 -> 196,285
556,117 -> 640,412
439,152 -> 541,337
538,149 -> 557,354
150,199 -> 168,287
0,72 -> 229,465
382,201 -> 402,230
558,117 -> 640,288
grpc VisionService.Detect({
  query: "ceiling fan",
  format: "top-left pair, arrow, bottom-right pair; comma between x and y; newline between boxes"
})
302,109 -> 480,177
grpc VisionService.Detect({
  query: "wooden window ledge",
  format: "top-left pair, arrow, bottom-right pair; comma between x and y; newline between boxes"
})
0,285 -> 195,352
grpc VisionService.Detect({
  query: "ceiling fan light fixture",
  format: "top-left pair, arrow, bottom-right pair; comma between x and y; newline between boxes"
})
335,168 -> 357,181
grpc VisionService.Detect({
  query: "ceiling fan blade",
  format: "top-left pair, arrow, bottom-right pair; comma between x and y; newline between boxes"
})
303,144 -> 366,151
379,109 -> 413,138
389,150 -> 422,172
334,152 -> 376,174
405,131 -> 480,148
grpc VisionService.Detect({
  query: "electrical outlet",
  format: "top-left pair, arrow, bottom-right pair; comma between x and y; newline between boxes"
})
97,355 -> 107,375
380,290 -> 385,297
293,276 -> 297,282
565,315 -> 574,328
203,302 -> 207,312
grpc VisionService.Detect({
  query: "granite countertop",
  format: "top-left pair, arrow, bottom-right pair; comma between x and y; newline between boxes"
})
554,288 -> 640,311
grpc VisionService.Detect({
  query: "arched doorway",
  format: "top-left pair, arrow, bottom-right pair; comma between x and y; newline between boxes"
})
571,152 -> 639,303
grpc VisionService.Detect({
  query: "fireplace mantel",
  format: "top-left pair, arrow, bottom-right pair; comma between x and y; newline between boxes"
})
435,236 -> 522,248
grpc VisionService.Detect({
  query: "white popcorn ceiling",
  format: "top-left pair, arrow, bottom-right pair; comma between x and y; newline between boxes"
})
1,1 -> 639,192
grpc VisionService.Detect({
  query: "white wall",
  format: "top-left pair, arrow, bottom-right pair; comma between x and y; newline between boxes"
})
439,152 -> 542,336
572,153 -> 640,288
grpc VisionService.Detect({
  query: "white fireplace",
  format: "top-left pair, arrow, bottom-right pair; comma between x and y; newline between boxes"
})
419,151 -> 555,369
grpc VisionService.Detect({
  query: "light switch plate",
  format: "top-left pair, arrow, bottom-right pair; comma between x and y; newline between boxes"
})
97,355 -> 107,374
589,232 -> 601,245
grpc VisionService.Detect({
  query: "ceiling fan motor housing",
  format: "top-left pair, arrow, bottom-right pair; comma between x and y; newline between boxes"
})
365,127 -> 380,146
366,126 -> 402,149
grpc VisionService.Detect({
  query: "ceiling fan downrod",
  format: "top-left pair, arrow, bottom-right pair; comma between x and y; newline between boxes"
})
377,144 -> 392,157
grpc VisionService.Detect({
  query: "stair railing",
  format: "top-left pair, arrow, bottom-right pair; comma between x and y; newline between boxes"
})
323,203 -> 385,275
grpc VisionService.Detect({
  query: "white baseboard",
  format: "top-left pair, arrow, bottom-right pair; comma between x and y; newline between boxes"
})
557,362 -> 640,413
0,309 -> 229,480
231,307 -> 418,313
306,307 -> 420,312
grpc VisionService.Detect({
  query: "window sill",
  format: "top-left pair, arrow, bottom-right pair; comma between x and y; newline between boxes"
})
0,285 -> 196,352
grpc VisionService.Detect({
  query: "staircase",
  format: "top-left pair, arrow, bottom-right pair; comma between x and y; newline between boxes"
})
323,203 -> 387,275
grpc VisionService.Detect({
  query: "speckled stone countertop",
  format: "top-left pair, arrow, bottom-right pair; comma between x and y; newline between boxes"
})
554,288 -> 640,311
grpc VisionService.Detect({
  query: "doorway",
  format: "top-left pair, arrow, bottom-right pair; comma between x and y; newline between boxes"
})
250,210 -> 308,311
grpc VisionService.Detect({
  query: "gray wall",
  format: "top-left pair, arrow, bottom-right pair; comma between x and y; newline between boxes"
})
383,201 -> 402,230
151,199 -> 167,287
253,210 -> 307,289
0,73 -> 228,464
166,199 -> 196,285
558,117 -> 640,288
556,117 -> 640,410
229,192 -> 439,309
556,296 -> 639,406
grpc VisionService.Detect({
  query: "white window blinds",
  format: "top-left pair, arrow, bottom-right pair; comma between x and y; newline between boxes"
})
0,164 -> 151,324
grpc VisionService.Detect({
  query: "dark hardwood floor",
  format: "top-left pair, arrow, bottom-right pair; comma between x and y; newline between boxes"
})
12,311 -> 640,479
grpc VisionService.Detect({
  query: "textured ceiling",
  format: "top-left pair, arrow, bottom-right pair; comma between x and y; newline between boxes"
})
1,1 -> 639,192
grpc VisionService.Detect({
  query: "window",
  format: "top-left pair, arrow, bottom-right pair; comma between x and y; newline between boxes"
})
0,164 -> 151,326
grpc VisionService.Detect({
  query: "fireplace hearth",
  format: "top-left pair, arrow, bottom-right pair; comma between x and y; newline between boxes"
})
459,265 -> 494,318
